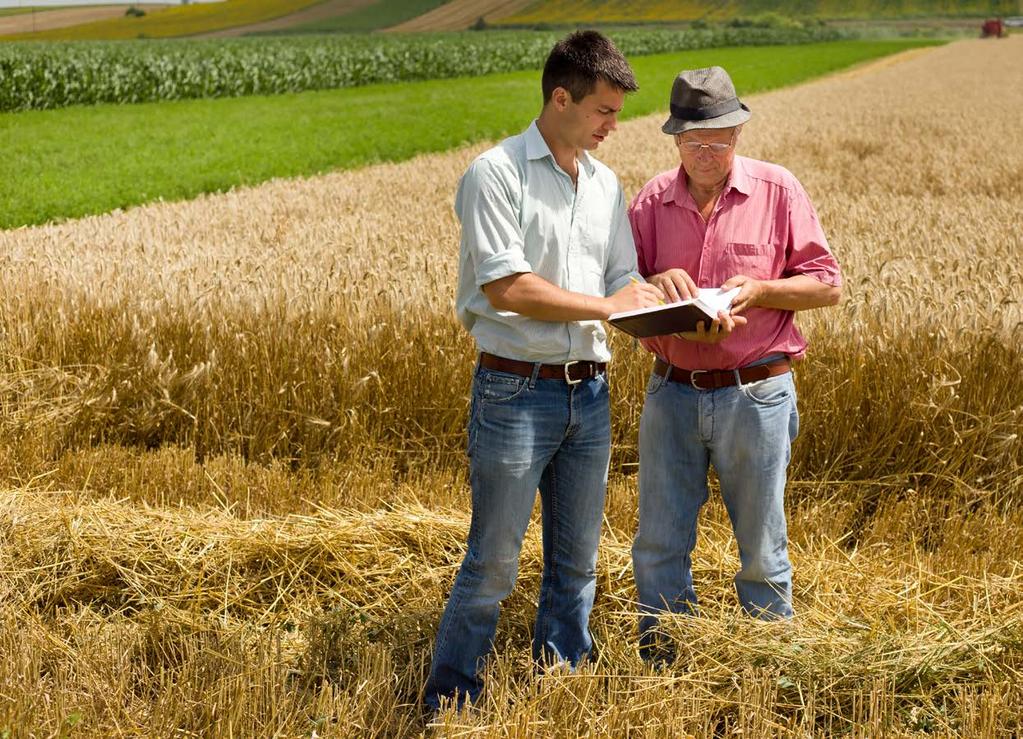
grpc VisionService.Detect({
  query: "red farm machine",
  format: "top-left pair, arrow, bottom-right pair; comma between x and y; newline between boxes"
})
981,18 -> 1007,37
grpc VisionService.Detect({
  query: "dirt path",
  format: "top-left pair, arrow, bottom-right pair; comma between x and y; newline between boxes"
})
827,45 -> 943,80
386,0 -> 535,32
195,0 -> 373,38
0,4 -> 168,35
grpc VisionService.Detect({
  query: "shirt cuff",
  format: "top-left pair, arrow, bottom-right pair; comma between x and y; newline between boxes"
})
605,270 -> 642,296
474,250 -> 533,288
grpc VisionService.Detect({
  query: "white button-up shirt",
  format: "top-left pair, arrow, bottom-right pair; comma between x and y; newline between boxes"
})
455,121 -> 641,363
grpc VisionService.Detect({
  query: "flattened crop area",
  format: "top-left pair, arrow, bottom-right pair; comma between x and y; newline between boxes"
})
1,38 -> 1021,736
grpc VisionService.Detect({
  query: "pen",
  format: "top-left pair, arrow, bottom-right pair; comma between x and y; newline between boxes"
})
631,275 -> 665,305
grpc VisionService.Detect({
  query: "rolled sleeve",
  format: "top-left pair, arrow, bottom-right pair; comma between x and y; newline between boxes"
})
455,158 -> 533,288
784,186 -> 842,287
475,249 -> 533,287
604,185 -> 642,296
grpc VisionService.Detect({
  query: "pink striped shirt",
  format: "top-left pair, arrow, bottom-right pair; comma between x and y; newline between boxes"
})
628,156 -> 841,371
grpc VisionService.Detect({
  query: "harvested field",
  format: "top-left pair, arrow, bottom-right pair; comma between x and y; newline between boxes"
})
386,0 -> 536,32
0,4 -> 166,34
3,0 -> 323,40
1,37 -> 1022,736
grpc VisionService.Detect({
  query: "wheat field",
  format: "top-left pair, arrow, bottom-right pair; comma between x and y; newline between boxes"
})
1,37 -> 1022,736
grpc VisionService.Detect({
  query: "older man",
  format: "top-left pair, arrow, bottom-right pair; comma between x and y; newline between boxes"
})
628,66 -> 842,654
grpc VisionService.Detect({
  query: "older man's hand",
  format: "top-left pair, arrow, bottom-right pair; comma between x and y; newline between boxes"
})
720,274 -> 765,314
648,268 -> 698,303
674,310 -> 747,344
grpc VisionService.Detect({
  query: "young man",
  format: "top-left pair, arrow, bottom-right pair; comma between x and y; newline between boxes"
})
424,31 -> 663,710
628,66 -> 842,656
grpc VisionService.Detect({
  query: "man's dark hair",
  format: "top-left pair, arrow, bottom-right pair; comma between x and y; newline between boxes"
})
541,30 -> 638,104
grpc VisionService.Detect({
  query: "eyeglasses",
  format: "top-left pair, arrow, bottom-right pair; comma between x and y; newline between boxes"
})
677,139 -> 734,155
675,131 -> 737,155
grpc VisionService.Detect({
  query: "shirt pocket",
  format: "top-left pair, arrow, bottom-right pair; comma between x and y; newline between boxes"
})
580,207 -> 612,254
721,242 -> 781,280
569,251 -> 606,297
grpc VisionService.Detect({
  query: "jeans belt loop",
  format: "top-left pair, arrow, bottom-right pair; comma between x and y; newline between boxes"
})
733,368 -> 744,387
528,361 -> 542,390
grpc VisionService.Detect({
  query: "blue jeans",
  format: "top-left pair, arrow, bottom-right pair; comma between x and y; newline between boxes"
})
424,364 -> 611,710
632,365 -> 799,649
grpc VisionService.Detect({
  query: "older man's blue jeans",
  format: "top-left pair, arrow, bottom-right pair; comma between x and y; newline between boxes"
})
632,366 -> 798,652
424,365 -> 611,710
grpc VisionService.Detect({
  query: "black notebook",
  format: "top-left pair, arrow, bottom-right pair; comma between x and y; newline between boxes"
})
607,288 -> 740,339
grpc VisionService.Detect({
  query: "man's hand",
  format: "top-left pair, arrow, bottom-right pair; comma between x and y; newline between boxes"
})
720,274 -> 765,314
604,280 -> 664,318
647,268 -> 698,303
674,310 -> 748,344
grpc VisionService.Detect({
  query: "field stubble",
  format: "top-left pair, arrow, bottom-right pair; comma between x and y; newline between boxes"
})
1,39 -> 1022,735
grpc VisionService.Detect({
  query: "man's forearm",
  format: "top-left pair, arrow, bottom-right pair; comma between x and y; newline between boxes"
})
757,275 -> 841,312
482,272 -> 611,321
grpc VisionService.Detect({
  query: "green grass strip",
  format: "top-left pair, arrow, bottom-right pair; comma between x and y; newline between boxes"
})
1,39 -> 939,229
0,7 -> 44,17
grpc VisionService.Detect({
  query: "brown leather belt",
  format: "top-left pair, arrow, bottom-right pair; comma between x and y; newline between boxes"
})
653,357 -> 791,390
479,352 -> 606,385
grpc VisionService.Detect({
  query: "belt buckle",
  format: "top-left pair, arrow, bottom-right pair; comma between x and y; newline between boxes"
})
564,361 -> 583,385
690,370 -> 708,390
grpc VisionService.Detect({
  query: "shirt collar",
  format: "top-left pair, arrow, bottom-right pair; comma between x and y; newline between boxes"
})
728,156 -> 752,196
525,120 -> 595,177
661,155 -> 752,210
661,167 -> 692,209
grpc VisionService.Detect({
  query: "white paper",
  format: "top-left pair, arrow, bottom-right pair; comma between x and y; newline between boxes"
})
608,287 -> 740,321
694,287 -> 741,316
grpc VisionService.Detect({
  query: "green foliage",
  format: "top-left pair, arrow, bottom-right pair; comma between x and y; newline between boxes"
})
124,6 -> 147,18
726,12 -> 811,30
0,25 -> 846,113
0,8 -> 39,17
59,712 -> 83,739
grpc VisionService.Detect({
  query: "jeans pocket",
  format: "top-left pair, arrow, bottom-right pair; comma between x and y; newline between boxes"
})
478,369 -> 528,404
740,373 -> 793,406
645,371 -> 666,396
